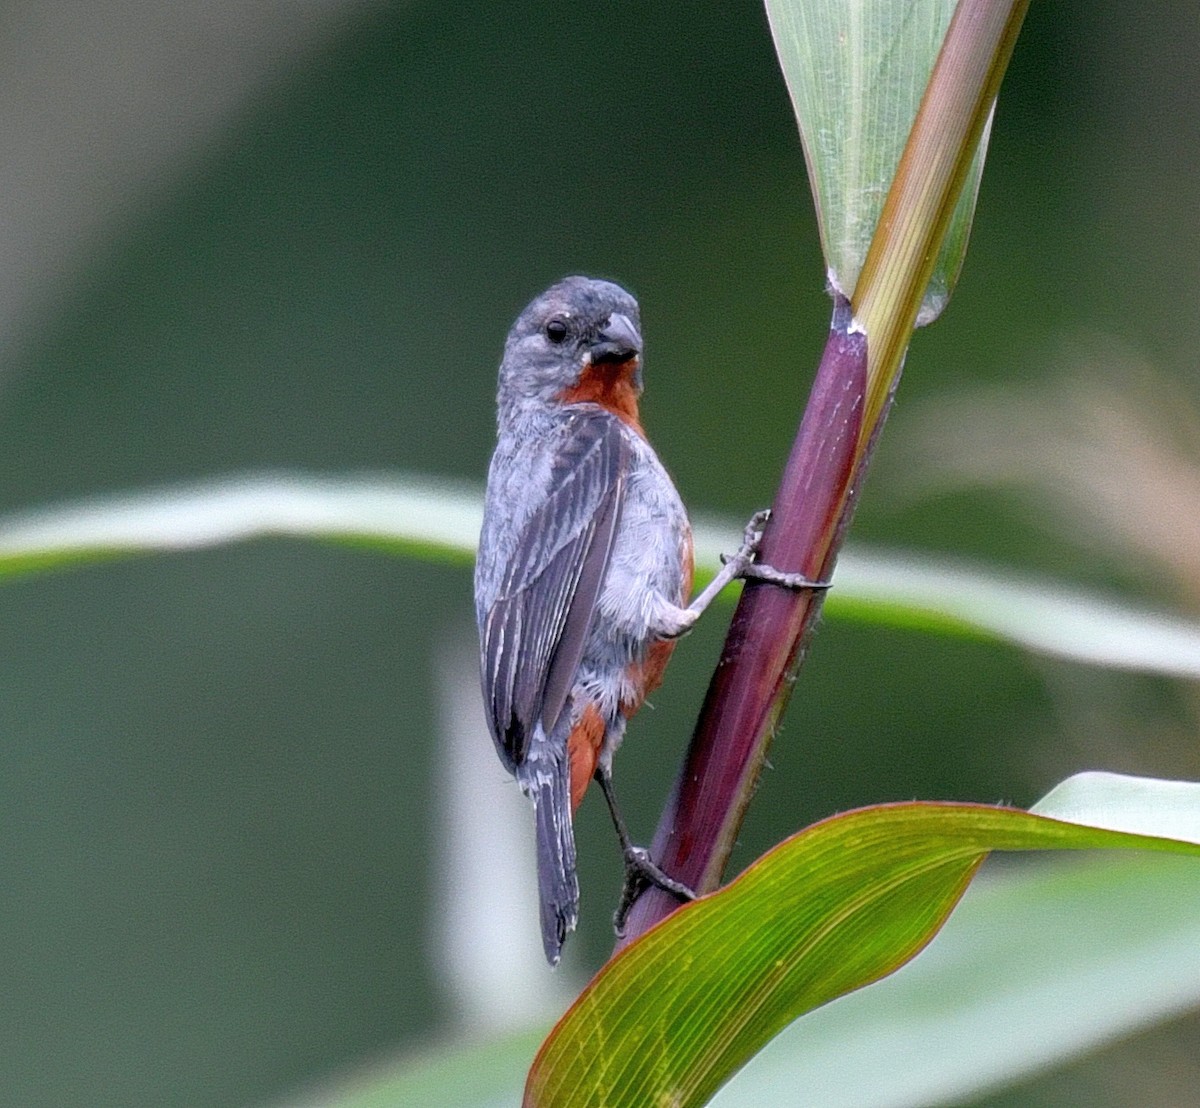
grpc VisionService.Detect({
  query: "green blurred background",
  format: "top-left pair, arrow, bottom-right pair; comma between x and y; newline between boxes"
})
0,1 -> 1196,1105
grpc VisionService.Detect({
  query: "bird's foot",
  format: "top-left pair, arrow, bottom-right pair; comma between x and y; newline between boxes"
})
613,846 -> 696,937
720,508 -> 831,591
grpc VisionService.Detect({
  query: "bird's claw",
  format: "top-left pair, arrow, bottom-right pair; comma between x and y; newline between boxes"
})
718,508 -> 770,575
741,507 -> 772,551
720,508 -> 830,592
613,846 -> 696,936
739,562 -> 831,590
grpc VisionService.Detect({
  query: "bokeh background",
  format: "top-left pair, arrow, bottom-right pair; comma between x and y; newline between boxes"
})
0,2 -> 1197,1105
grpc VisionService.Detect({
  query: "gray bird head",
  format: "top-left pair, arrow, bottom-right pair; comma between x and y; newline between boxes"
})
497,276 -> 643,413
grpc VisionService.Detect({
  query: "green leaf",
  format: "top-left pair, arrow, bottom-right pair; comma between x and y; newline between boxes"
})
710,852 -> 1200,1107
0,472 -> 483,575
830,548 -> 1200,679
764,0 -> 989,320
306,849 -> 1200,1108
525,773 -> 1200,1108
0,474 -> 1197,679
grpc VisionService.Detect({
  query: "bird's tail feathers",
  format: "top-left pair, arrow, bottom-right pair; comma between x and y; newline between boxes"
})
523,732 -> 578,966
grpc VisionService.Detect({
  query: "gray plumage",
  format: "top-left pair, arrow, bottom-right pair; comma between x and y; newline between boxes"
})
475,276 -> 692,964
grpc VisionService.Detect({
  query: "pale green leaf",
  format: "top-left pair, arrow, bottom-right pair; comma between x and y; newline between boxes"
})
0,473 -> 1196,679
764,0 -> 990,320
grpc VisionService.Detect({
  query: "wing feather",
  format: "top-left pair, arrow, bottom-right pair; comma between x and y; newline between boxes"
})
480,411 -> 627,770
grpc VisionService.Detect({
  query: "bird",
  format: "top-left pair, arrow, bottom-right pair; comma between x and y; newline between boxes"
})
474,276 -> 813,964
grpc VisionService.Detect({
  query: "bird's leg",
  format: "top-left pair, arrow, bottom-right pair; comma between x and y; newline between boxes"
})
689,508 -> 830,619
594,762 -> 695,936
653,510 -> 831,640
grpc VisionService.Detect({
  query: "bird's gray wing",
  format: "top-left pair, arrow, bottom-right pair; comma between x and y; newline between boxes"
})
480,410 -> 628,771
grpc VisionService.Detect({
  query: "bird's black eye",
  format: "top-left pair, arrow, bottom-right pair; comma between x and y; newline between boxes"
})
544,318 -> 569,344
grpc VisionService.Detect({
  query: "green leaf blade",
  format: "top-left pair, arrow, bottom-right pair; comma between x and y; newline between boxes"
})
2,475 -> 1198,679
526,776 -> 1200,1108
304,852 -> 1200,1108
710,852 -> 1200,1107
765,0 -> 984,320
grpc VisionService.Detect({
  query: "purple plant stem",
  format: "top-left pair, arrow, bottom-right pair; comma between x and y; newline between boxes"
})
619,294 -> 876,946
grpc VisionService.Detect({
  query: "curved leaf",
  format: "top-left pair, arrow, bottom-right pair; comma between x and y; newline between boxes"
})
0,472 -> 481,574
300,848 -> 1200,1108
525,773 -> 1200,1108
0,474 -> 1198,678
711,851 -> 1200,1107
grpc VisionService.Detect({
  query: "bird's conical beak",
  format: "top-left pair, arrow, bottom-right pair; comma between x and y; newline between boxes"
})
587,312 -> 641,367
